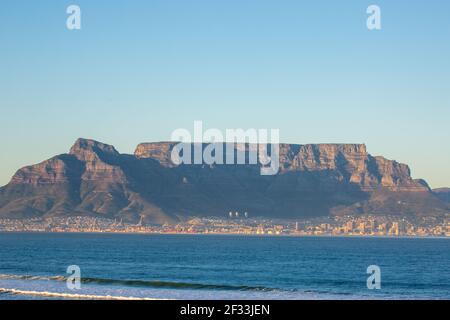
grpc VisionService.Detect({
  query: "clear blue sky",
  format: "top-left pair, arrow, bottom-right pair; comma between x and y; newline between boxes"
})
1,0 -> 449,188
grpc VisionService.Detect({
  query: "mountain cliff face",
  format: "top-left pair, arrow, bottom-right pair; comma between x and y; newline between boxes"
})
0,139 -> 447,224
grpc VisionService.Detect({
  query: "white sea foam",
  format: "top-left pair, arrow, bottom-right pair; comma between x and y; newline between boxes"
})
0,287 -> 166,300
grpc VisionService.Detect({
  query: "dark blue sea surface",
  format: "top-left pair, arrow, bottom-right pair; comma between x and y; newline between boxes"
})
0,233 -> 448,300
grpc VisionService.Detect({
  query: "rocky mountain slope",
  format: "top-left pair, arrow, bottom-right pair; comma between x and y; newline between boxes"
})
0,138 -> 448,224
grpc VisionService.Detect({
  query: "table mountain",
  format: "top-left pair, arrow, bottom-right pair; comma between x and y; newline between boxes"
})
0,138 -> 448,224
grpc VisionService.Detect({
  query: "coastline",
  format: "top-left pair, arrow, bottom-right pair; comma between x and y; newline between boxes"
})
0,230 -> 448,239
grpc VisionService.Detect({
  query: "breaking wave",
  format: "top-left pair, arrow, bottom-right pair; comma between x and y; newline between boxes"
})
0,287 -> 161,300
0,273 -> 276,292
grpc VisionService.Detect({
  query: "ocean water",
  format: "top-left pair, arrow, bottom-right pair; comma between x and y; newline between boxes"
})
0,233 -> 448,300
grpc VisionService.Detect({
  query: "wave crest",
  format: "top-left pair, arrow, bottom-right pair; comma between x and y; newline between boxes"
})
0,288 -> 163,300
0,273 -> 275,292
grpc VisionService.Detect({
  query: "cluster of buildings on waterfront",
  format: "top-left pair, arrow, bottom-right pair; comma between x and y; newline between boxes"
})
0,214 -> 449,237
294,215 -> 449,237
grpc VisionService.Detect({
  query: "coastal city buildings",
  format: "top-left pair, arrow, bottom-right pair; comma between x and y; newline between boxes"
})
0,214 -> 449,237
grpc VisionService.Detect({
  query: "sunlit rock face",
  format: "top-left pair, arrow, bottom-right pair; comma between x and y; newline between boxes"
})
0,139 -> 447,224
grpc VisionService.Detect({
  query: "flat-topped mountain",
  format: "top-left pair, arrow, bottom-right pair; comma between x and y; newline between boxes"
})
0,138 -> 448,224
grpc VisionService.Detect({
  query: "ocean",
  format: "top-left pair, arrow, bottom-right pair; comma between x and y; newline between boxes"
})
0,233 -> 448,300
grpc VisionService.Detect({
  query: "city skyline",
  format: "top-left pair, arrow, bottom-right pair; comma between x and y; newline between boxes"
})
1,215 -> 448,237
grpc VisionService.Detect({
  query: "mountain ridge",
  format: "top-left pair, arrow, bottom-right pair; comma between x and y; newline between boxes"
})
0,138 -> 448,224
